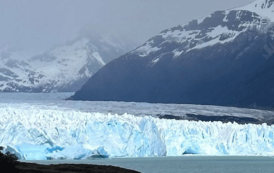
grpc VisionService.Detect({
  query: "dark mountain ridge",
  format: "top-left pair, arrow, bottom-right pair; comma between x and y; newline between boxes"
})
71,0 -> 274,108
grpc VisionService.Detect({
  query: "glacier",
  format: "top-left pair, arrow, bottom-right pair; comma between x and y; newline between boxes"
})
1,93 -> 274,160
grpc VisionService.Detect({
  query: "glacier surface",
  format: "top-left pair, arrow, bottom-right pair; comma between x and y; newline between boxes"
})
1,93 -> 274,160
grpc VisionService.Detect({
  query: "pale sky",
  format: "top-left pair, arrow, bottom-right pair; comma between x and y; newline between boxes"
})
0,0 -> 255,53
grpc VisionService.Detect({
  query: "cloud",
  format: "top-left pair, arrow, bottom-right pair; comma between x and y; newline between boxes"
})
0,0 -> 254,53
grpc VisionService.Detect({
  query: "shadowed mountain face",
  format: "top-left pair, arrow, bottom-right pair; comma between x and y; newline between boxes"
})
72,0 -> 274,108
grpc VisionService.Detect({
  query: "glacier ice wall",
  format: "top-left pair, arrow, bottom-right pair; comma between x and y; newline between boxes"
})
1,106 -> 274,160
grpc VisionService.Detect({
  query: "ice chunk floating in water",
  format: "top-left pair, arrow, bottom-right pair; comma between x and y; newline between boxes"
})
1,105 -> 274,160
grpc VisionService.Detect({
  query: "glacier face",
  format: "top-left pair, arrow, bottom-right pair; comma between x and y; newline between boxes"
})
1,93 -> 274,160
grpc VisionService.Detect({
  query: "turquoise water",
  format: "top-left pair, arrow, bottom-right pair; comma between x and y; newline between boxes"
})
26,156 -> 274,173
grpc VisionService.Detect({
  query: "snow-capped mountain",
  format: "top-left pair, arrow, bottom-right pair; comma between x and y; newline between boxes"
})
0,33 -> 134,92
72,0 -> 274,108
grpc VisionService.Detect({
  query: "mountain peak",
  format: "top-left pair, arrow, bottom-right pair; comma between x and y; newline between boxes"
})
238,0 -> 274,20
254,0 -> 274,8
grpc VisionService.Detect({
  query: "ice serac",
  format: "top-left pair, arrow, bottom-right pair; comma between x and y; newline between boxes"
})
0,33 -> 135,92
72,0 -> 274,108
1,106 -> 274,160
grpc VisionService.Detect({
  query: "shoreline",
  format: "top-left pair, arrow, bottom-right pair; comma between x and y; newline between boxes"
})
15,162 -> 140,173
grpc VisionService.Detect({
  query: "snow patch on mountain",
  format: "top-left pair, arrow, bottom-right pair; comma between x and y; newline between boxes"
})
135,40 -> 161,57
186,25 -> 241,52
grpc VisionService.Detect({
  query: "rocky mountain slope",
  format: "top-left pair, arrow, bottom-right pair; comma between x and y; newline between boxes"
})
72,0 -> 274,108
0,33 -> 134,92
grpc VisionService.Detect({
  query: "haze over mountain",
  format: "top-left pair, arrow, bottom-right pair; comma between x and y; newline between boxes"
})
0,0 -> 254,55
0,32 -> 134,92
72,0 -> 274,108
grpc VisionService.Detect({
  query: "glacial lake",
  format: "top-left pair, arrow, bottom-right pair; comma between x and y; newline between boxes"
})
26,156 -> 274,173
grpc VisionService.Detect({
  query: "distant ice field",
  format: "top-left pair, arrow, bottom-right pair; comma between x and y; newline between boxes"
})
1,92 -> 274,160
0,92 -> 273,120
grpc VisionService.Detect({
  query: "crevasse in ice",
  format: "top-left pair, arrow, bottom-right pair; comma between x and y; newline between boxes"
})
0,106 -> 274,160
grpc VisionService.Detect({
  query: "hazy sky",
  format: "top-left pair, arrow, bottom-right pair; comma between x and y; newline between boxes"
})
0,0 -> 255,53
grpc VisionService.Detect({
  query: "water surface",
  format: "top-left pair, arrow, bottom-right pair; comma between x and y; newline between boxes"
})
27,156 -> 274,173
